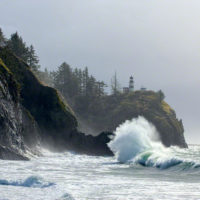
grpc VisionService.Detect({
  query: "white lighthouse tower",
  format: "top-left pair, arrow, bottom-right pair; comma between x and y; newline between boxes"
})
129,76 -> 134,92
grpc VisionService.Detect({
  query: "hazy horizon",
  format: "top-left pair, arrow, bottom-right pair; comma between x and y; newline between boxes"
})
0,0 -> 199,144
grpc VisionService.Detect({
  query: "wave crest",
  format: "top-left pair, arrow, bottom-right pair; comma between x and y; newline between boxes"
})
108,116 -> 199,170
0,176 -> 55,188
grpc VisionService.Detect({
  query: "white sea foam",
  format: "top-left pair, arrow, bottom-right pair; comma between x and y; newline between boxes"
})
108,116 -> 161,162
108,116 -> 199,169
0,143 -> 200,199
0,176 -> 55,188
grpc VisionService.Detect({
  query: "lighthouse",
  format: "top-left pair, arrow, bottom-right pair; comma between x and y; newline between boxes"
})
129,76 -> 134,92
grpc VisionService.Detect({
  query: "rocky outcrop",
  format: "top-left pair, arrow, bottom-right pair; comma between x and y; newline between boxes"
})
115,91 -> 188,148
0,46 -> 187,160
65,131 -> 113,156
0,47 -> 112,159
77,91 -> 188,148
0,47 -> 77,139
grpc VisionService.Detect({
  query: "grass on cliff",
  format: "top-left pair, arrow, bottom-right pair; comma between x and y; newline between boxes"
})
161,101 -> 173,115
0,58 -> 11,74
0,58 -> 20,103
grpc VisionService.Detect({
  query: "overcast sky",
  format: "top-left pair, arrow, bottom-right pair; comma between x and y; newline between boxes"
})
0,0 -> 199,143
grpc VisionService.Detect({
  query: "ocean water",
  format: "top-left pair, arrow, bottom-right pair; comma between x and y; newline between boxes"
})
0,117 -> 200,200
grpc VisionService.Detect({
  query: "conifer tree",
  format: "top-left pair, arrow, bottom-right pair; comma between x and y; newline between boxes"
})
27,45 -> 39,71
157,90 -> 165,102
7,32 -> 29,62
82,67 -> 89,96
52,62 -> 77,98
111,72 -> 121,95
0,28 -> 6,47
78,69 -> 83,95
96,81 -> 106,97
74,68 -> 82,96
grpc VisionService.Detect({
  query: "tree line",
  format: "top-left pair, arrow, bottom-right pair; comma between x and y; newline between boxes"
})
0,28 -> 39,71
0,28 -> 165,104
0,28 -> 108,101
0,27 -> 167,133
51,63 -> 107,100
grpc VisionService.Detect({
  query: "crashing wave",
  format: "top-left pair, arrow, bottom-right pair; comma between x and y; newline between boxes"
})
108,116 -> 200,170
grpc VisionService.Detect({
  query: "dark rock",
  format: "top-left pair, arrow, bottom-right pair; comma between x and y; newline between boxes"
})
0,47 -> 112,158
77,91 -> 188,148
0,47 -> 77,139
66,131 -> 113,156
0,145 -> 29,160
0,58 -> 33,160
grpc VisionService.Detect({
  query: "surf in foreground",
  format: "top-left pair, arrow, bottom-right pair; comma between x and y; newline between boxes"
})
0,145 -> 200,199
108,116 -> 200,170
0,117 -> 200,199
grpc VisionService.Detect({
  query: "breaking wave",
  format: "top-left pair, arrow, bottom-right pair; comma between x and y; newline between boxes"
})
0,176 -> 55,188
108,116 -> 200,170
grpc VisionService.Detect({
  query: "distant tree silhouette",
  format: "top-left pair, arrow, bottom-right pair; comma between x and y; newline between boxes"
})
0,28 -> 6,47
27,45 -> 40,71
157,90 -> 165,102
111,72 -> 121,95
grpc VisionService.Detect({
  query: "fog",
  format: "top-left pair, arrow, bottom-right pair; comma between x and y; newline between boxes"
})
0,0 -> 200,143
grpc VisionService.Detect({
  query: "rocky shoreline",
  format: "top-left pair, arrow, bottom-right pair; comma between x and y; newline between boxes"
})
0,47 -> 187,160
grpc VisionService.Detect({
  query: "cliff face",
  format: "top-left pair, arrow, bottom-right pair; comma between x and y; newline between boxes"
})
0,48 -> 77,139
0,47 -> 112,159
0,58 -> 38,160
77,91 -> 188,148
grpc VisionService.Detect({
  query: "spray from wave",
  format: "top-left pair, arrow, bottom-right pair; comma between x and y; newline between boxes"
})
108,116 -> 200,170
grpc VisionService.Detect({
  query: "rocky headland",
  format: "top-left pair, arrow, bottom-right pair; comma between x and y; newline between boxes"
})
0,47 -> 187,160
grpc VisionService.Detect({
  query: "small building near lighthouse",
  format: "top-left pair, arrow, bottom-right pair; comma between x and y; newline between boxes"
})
123,87 -> 129,94
140,86 -> 147,91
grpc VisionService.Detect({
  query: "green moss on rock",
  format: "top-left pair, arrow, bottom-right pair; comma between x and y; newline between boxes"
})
0,47 -> 77,141
0,58 -> 20,103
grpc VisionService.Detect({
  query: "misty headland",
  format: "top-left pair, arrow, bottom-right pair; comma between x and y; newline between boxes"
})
0,29 -> 188,159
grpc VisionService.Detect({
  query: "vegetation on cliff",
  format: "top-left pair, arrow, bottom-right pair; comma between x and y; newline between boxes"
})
0,46 -> 113,157
0,58 -> 20,103
44,60 -> 187,148
0,47 -> 77,142
0,28 -> 188,157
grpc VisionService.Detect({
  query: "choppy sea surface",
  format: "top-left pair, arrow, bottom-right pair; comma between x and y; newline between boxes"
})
0,117 -> 200,200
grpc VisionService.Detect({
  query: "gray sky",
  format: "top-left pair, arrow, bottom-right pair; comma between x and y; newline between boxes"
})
0,0 -> 200,144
